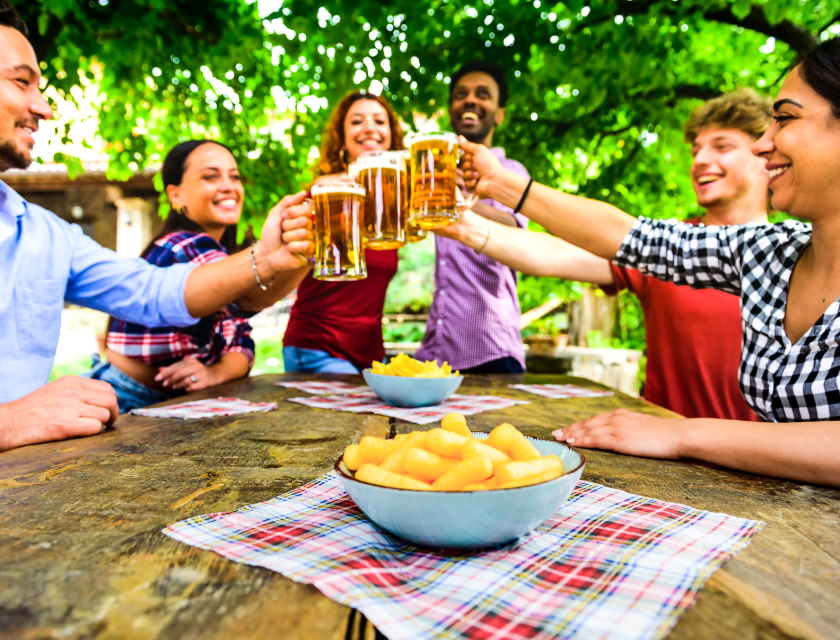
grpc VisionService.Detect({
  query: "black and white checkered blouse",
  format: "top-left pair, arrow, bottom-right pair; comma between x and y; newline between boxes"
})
615,217 -> 838,423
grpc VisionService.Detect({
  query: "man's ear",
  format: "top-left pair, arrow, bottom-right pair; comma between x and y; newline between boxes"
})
495,107 -> 505,127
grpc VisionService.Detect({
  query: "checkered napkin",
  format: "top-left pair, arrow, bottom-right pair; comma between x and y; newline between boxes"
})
275,380 -> 371,395
164,472 -> 763,640
510,383 -> 615,399
287,392 -> 528,425
131,397 -> 277,419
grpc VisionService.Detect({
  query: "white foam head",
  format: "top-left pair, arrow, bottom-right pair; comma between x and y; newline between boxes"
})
311,182 -> 366,196
353,151 -> 406,173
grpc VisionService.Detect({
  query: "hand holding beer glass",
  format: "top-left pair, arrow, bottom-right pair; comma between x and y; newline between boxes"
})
353,151 -> 407,250
311,181 -> 367,281
409,132 -> 478,229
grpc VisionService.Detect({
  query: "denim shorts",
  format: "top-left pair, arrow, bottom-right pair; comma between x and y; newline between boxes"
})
82,360 -> 172,414
282,346 -> 359,374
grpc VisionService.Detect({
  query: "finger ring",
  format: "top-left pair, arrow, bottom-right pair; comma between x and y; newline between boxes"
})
190,374 -> 199,383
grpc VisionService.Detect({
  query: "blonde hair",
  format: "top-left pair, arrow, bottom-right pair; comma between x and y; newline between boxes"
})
684,88 -> 773,144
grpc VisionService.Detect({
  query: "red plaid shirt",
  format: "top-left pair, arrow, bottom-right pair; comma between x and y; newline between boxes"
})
106,232 -> 255,367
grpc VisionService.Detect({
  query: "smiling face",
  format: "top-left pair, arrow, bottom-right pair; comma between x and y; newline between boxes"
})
164,143 -> 243,238
0,25 -> 53,171
449,71 -> 504,144
690,126 -> 768,210
343,99 -> 392,163
751,66 -> 840,220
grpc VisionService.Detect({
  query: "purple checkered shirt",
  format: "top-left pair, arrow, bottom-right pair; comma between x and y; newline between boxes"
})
416,147 -> 529,370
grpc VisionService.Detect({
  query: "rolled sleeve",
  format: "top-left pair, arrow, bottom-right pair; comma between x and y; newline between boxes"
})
66,231 -> 199,327
614,216 -> 748,296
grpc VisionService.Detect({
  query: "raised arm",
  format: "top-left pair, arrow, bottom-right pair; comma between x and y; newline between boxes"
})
434,208 -> 614,284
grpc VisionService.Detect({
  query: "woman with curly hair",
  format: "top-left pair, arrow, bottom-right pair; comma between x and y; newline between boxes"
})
282,91 -> 406,373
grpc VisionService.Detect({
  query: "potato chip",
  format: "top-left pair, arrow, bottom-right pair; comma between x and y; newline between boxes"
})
369,353 -> 460,378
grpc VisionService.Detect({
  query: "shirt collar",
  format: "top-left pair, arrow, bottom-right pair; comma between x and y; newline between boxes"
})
0,179 -> 26,245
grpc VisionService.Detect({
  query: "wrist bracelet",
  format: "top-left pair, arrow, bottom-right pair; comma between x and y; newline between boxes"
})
475,216 -> 492,255
250,242 -> 275,291
513,178 -> 534,214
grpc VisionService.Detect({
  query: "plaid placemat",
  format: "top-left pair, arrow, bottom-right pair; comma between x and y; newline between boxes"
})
131,397 -> 277,419
276,380 -> 370,395
164,472 -> 763,640
287,392 -> 529,425
510,383 -> 615,399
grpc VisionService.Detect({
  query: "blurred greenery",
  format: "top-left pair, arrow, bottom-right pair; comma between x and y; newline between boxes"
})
21,0 -> 839,354
385,238 -> 435,314
383,322 -> 427,343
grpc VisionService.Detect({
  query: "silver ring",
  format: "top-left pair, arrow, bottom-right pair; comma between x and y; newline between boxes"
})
190,374 -> 199,383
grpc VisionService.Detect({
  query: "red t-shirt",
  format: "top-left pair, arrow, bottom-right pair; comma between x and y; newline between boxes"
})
603,220 -> 760,421
283,249 -> 399,371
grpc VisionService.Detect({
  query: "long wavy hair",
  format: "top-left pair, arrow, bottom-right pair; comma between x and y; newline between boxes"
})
316,92 -> 405,176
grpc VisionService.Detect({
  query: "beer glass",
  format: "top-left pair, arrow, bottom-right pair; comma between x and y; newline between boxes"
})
398,150 -> 427,243
311,181 -> 367,281
409,131 -> 476,229
354,151 -> 407,250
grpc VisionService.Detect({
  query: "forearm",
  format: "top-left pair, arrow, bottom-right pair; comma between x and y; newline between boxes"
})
209,352 -> 252,384
471,200 -> 517,227
483,171 -> 635,260
237,265 -> 309,312
455,210 -> 615,284
679,419 -> 840,487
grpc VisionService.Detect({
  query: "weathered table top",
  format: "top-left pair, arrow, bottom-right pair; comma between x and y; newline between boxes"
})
1,374 -> 838,640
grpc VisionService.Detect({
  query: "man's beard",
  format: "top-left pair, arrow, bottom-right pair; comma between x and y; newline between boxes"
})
453,114 -> 496,143
0,138 -> 30,172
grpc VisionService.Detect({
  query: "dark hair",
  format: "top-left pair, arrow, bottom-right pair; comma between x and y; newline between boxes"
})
0,1 -> 28,36
142,140 -> 240,257
796,37 -> 840,119
449,60 -> 509,107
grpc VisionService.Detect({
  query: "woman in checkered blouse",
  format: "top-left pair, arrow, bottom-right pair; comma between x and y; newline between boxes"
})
461,38 -> 840,487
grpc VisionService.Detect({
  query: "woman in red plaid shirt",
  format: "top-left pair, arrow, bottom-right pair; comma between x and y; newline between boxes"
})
90,140 -> 308,412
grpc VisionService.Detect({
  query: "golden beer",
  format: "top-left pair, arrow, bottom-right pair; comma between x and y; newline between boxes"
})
354,152 -> 407,250
311,182 -> 367,281
409,132 -> 461,229
398,149 -> 427,243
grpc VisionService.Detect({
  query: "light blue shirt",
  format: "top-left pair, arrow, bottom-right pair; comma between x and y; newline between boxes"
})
0,179 -> 198,403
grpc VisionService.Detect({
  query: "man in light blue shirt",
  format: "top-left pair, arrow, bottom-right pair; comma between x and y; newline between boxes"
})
0,9 -> 313,451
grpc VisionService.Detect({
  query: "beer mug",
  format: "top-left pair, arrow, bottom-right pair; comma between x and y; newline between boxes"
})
409,131 -> 477,229
311,181 -> 367,281
397,150 -> 427,243
353,151 -> 407,250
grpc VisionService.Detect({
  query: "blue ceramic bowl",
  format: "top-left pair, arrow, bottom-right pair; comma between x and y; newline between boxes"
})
335,433 -> 585,549
362,369 -> 464,407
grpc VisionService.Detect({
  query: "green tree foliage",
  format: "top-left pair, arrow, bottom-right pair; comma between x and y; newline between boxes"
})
16,0 -> 840,343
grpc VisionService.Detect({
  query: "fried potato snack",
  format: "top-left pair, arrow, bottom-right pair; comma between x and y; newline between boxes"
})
370,353 -> 460,378
441,413 -> 471,439
343,420 -> 566,492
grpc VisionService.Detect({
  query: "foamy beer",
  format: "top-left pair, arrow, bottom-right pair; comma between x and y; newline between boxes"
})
311,181 -> 367,281
398,150 -> 427,243
354,151 -> 407,250
409,131 -> 476,228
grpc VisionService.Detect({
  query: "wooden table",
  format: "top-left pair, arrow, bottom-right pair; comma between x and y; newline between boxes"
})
1,374 -> 838,640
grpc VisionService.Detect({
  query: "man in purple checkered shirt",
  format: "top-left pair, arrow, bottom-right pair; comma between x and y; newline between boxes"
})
416,61 -> 529,374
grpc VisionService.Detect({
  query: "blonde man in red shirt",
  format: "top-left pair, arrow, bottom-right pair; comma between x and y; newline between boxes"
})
437,89 -> 771,421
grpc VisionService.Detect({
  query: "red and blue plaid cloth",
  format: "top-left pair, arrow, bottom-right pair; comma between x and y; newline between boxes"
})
164,472 -> 763,640
287,392 -> 529,425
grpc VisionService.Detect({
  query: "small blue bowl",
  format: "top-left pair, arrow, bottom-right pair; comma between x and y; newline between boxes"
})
335,433 -> 585,549
363,369 -> 463,407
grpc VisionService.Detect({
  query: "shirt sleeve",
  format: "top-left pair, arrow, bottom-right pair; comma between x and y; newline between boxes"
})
614,216 -> 758,296
65,231 -> 199,327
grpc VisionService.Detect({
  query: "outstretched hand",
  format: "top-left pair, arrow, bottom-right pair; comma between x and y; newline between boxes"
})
258,191 -> 314,273
553,408 -> 687,460
0,376 -> 119,451
459,135 -> 505,199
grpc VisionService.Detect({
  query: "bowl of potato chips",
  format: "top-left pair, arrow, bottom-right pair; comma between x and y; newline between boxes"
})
364,353 -> 463,407
335,415 -> 586,549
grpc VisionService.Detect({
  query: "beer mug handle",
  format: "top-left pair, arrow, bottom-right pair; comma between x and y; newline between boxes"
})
456,149 -> 478,211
